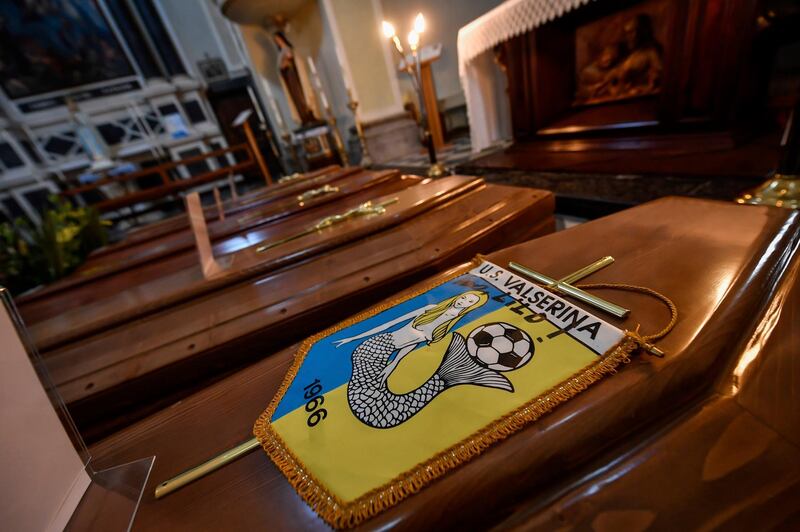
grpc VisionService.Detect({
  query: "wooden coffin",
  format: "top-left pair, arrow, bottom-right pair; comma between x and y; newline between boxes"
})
85,197 -> 800,530
18,167 -> 397,306
97,164 -> 349,251
28,177 -> 554,434
18,169 -> 418,326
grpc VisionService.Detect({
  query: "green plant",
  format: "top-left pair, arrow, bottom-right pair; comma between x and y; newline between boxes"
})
0,196 -> 109,295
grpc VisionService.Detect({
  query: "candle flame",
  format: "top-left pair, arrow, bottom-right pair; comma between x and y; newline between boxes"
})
392,35 -> 404,54
407,31 -> 419,51
413,13 -> 425,34
381,20 -> 395,39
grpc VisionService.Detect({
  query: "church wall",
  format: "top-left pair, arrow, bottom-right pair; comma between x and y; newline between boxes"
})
323,0 -> 403,123
156,0 -> 240,76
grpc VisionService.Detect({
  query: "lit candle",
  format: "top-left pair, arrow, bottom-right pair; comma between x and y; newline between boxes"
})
271,98 -> 286,130
261,77 -> 287,131
382,20 -> 404,54
407,31 -> 419,52
307,56 -> 330,111
392,35 -> 404,54
381,21 -> 395,39
307,56 -> 318,77
338,57 -> 352,94
413,13 -> 425,34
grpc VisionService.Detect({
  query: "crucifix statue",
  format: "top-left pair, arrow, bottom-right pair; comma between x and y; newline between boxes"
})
272,30 -> 316,125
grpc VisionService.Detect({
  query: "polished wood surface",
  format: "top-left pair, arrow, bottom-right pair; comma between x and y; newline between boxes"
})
19,172 -> 417,330
501,0 -> 762,136
25,175 -> 458,349
88,197 -> 799,530
486,0 -> 788,179
18,168 -> 394,307
498,220 -> 800,530
60,144 -> 258,213
43,181 -> 552,404
466,132 -> 781,179
87,165 -> 352,257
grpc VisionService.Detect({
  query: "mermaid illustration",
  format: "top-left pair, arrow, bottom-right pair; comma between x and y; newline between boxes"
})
334,290 -> 513,428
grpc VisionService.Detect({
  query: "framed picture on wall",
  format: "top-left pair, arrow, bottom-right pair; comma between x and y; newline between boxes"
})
0,0 -> 144,115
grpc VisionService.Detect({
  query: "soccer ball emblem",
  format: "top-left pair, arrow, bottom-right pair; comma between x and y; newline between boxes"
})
466,322 -> 534,372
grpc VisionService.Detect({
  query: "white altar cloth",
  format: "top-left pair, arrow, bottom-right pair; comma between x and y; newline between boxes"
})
458,0 -> 593,152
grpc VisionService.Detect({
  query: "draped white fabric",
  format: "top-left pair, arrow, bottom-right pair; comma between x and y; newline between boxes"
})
458,0 -> 593,152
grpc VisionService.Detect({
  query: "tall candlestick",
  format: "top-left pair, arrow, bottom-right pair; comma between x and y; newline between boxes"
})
270,98 -> 286,131
347,88 -> 372,167
261,77 -> 288,132
307,56 -> 330,111
306,57 -> 347,165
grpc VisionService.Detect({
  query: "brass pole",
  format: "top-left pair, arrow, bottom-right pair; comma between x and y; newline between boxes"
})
559,256 -> 615,285
736,92 -> 800,208
346,89 -> 372,167
508,261 -> 630,318
327,113 -> 350,167
154,437 -> 260,499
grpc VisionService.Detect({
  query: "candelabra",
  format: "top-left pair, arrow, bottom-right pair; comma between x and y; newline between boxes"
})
307,57 -> 350,167
281,131 -> 302,171
381,14 -> 446,178
346,89 -> 373,167
736,94 -> 800,208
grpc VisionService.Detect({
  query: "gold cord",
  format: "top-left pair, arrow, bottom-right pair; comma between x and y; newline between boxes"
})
577,282 -> 678,357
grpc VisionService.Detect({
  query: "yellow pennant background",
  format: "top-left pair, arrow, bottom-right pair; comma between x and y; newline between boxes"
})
273,305 -> 599,501
255,259 -> 629,527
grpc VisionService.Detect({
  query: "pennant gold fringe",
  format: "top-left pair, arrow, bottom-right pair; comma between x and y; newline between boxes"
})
253,257 -> 676,529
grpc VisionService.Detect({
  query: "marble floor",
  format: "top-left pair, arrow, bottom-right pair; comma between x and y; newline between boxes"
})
378,136 -> 473,171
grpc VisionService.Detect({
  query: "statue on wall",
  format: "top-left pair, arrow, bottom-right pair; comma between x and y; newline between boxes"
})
576,13 -> 664,105
272,31 -> 317,125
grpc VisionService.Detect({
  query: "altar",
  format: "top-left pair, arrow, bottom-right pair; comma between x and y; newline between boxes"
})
457,0 -> 791,190
458,0 -> 590,153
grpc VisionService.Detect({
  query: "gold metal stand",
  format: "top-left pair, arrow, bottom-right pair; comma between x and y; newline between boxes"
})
327,113 -> 350,167
346,90 -> 373,167
281,132 -> 301,170
427,162 -> 446,178
383,21 -> 448,178
736,173 -> 800,209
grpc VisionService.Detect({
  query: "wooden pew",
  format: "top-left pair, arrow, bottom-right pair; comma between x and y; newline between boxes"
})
18,171 -> 418,326
61,144 -> 258,213
85,197 -> 800,530
24,177 -> 555,437
101,164 -> 350,251
18,168 -> 404,310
